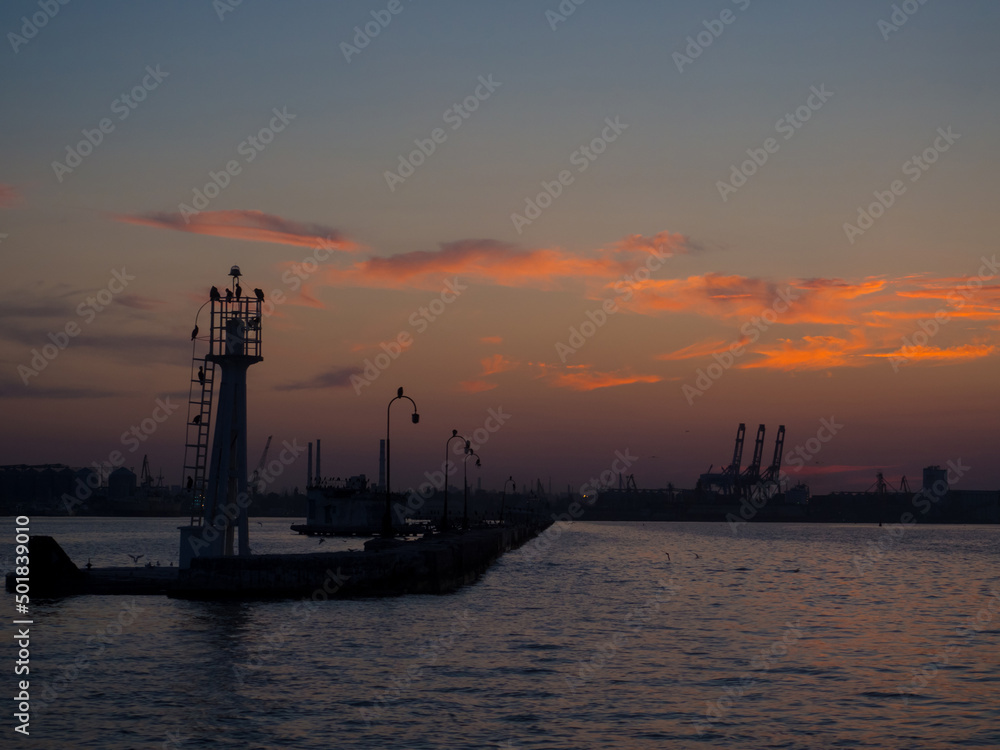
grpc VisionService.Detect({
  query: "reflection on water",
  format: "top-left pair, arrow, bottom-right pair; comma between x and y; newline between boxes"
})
11,518 -> 1000,749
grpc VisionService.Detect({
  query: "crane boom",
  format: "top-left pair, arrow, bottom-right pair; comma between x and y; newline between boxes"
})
249,435 -> 273,491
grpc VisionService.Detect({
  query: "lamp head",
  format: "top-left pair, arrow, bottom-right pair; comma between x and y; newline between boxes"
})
411,412 -> 420,424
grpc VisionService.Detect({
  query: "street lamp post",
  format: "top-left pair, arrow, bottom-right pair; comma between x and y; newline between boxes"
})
462,441 -> 480,531
384,386 -> 419,538
443,429 -> 466,532
501,476 -> 515,525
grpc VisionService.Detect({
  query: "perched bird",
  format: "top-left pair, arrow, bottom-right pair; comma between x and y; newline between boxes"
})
247,316 -> 260,330
210,286 -> 221,301
192,414 -> 202,424
253,288 -> 265,301
128,553 -> 144,565
197,366 -> 206,385
191,325 -> 199,340
236,283 -> 243,299
225,288 -> 234,302
86,558 -> 93,570
186,476 -> 193,490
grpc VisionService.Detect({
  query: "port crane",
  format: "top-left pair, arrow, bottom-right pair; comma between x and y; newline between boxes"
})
700,423 -> 786,499
249,435 -> 273,495
740,424 -> 767,489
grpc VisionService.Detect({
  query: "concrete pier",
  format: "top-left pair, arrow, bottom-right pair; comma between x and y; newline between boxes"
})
170,523 -> 546,600
6,522 -> 550,601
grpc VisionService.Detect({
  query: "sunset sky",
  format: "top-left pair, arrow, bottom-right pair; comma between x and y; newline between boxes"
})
2,1 -> 1000,495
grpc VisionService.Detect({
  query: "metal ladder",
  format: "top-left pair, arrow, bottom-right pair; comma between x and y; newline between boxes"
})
182,353 -> 216,526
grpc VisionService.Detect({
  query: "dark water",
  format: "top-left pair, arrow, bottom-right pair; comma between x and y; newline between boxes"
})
6,518 -> 999,749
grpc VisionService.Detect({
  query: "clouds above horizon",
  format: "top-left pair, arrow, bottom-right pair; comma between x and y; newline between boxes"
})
115,210 -> 358,252
103,207 -> 1000,377
317,231 -> 689,293
274,366 -> 364,391
657,271 -> 1000,371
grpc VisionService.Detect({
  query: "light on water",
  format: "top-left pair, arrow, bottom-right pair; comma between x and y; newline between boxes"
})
8,518 -> 998,748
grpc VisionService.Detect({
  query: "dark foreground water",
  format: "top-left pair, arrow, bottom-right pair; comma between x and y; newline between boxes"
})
5,518 -> 999,749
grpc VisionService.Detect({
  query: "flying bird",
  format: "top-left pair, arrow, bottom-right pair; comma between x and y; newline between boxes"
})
253,288 -> 265,301
128,554 -> 144,565
210,286 -> 221,301
318,538 -> 325,545
225,288 -> 234,302
191,325 -> 199,340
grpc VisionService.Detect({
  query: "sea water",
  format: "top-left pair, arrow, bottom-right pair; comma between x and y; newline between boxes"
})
6,518 -> 999,749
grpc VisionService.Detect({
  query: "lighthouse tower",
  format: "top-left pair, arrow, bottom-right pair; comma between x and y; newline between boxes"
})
179,266 -> 263,567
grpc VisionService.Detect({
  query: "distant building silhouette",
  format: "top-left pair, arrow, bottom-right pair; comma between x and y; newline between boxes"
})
108,467 -> 137,501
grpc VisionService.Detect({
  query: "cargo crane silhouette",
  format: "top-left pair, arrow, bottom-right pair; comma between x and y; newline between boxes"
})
699,423 -> 786,501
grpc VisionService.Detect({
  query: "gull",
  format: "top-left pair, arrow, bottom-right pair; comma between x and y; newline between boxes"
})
128,554 -> 144,565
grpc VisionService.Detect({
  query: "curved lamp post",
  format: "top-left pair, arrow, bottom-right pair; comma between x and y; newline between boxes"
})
501,476 -> 515,525
443,429 -> 466,532
383,386 -> 419,537
462,441 -> 481,531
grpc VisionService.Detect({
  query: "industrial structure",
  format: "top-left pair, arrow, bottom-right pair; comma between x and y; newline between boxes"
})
178,266 -> 263,567
698,423 -> 786,499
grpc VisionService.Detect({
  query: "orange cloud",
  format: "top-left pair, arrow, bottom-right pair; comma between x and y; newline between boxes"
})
651,269 -> 1000,372
320,232 -> 689,292
873,343 -> 997,365
739,334 -> 874,371
657,337 -> 749,361
459,380 -> 498,393
629,274 -> 888,326
611,231 -> 687,256
115,210 -> 358,252
480,354 -> 517,376
0,184 -> 21,208
539,365 -> 662,391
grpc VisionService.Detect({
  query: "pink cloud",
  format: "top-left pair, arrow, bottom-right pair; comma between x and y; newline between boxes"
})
115,210 -> 358,252
0,184 -> 22,208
